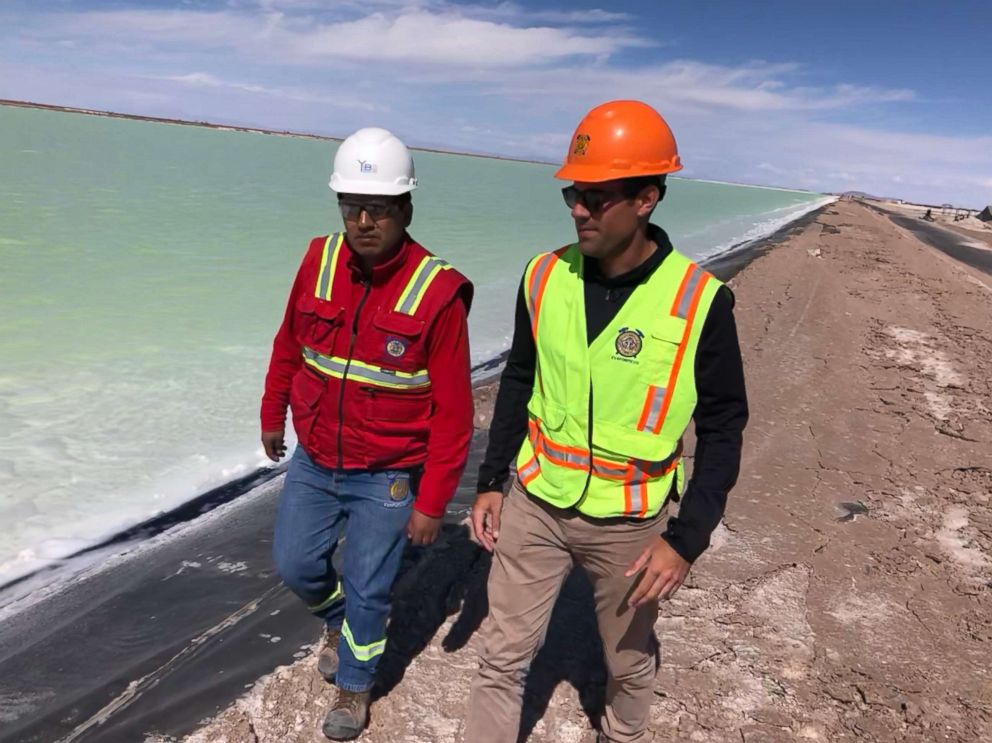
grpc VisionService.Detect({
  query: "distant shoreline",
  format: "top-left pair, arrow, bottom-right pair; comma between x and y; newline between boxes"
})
0,98 -> 557,167
2,98 -> 825,195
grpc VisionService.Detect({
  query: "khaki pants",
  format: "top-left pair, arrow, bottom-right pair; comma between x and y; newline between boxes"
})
464,479 -> 663,742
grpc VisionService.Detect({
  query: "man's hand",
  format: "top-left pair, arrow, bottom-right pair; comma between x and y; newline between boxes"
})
470,490 -> 504,552
625,536 -> 691,608
407,510 -> 442,546
262,430 -> 287,462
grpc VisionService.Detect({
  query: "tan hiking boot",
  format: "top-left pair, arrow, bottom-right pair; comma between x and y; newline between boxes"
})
317,626 -> 341,682
321,689 -> 370,741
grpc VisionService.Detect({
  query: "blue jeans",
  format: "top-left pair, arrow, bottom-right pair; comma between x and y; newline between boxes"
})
272,447 -> 415,692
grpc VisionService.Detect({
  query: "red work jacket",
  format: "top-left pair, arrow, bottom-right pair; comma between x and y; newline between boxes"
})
261,233 -> 474,517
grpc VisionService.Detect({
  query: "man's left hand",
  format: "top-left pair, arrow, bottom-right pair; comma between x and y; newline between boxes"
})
407,510 -> 442,546
625,536 -> 691,608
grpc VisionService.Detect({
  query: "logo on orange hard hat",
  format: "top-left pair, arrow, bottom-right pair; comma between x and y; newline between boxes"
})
555,100 -> 683,183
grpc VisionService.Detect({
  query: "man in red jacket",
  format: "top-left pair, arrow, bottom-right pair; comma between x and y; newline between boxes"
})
260,127 -> 474,740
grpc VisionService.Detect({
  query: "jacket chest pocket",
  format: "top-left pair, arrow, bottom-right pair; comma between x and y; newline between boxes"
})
295,295 -> 345,354
358,311 -> 427,374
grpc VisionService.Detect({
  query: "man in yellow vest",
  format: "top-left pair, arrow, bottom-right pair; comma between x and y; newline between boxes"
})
465,100 -> 749,742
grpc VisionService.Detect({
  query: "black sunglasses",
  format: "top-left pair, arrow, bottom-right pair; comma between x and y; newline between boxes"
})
561,185 -> 629,214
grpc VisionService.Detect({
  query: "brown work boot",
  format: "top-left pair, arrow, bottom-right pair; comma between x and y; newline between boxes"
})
317,625 -> 341,682
321,689 -> 370,741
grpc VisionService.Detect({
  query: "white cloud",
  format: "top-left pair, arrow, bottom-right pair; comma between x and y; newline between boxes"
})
245,0 -> 632,24
158,71 -> 382,108
167,72 -> 251,89
3,1 -> 988,205
706,119 -> 992,205
462,3 -> 633,25
40,7 -> 647,68
471,61 -> 914,113
5,7 -> 905,111
291,11 -> 644,65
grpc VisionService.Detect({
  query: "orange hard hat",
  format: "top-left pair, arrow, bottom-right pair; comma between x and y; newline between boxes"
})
555,100 -> 682,182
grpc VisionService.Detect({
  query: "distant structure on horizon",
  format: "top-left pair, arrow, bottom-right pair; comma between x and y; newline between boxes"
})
839,191 -> 985,213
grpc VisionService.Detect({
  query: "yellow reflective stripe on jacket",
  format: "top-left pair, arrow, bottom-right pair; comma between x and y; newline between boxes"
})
341,620 -> 386,662
315,233 -> 344,300
302,347 -> 431,390
307,580 -> 343,613
393,255 -> 451,315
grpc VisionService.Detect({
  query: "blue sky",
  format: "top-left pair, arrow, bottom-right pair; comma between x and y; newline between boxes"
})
2,0 -> 990,206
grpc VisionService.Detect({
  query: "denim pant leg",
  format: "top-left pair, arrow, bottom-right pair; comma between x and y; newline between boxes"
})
334,469 -> 415,692
272,447 -> 347,628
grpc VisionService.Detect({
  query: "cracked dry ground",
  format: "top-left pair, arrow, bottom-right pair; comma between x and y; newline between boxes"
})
182,200 -> 991,743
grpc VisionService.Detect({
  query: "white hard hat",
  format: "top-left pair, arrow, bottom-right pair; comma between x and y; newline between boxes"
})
329,127 -> 418,196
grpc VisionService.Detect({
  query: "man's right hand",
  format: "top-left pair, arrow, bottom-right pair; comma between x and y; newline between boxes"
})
471,490 -> 504,552
262,430 -> 287,462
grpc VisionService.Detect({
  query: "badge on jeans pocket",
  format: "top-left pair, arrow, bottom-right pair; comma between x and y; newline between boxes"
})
389,478 -> 410,501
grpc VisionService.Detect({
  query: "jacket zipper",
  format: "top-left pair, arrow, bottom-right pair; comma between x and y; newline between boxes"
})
338,279 -> 372,469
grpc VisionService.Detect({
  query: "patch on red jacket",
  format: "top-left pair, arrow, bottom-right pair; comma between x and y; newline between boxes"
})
385,337 -> 407,358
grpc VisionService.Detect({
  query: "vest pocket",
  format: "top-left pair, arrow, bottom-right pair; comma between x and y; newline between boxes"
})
361,311 -> 426,373
640,316 -> 684,383
364,386 -> 432,422
295,295 -> 344,353
290,367 -> 326,440
597,419 -> 677,463
527,397 -> 567,431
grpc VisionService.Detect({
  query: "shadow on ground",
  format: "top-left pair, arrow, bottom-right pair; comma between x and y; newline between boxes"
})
374,524 -> 621,740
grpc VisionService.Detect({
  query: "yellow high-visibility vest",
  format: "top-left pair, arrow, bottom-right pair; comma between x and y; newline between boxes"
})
516,244 -> 721,518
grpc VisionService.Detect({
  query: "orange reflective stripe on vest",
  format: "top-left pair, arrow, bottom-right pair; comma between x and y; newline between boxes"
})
525,247 -> 569,338
522,419 -> 681,516
636,262 -> 711,434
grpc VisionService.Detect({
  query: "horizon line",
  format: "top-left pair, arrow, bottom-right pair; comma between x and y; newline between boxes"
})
5,97 -> 852,200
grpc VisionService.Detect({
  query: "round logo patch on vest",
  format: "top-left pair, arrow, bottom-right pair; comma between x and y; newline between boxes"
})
386,338 -> 407,358
615,328 -> 644,358
389,478 -> 410,501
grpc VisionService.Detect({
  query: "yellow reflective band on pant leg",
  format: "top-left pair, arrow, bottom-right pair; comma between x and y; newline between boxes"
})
308,580 -> 343,613
341,620 -> 387,662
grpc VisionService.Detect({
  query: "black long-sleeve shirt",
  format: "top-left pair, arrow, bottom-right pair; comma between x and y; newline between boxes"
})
477,225 -> 748,563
